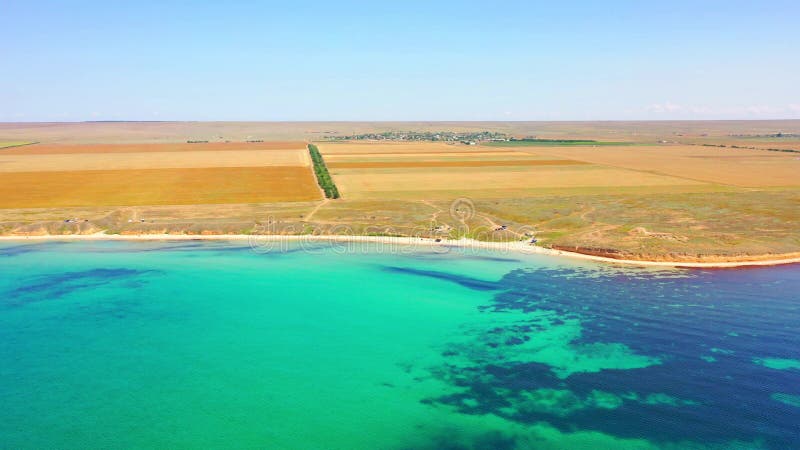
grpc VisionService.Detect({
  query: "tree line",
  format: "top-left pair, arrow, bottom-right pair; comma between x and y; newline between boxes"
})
308,144 -> 340,199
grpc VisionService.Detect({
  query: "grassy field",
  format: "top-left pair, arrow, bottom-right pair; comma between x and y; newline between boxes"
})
476,190 -> 800,258
1,122 -> 799,260
0,202 -> 320,236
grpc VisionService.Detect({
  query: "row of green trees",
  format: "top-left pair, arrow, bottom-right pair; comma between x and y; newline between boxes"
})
308,144 -> 340,199
700,142 -> 800,154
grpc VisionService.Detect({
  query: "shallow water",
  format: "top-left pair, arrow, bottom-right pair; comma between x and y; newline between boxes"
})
1,241 -> 798,449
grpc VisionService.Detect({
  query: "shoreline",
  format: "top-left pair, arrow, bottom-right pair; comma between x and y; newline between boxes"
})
1,233 -> 800,268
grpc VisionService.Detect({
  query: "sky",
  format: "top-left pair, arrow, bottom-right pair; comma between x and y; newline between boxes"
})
1,1 -> 799,121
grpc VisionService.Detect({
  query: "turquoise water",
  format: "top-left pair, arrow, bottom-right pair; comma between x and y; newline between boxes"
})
1,241 -> 799,449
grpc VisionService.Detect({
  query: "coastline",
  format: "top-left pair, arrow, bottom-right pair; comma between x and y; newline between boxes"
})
1,233 -> 799,268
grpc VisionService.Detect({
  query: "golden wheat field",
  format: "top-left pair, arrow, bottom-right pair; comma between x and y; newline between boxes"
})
319,142 -> 723,200
331,165 -> 710,200
324,151 -> 536,162
0,167 -> 321,208
506,145 -> 800,187
0,150 -> 309,172
0,141 -> 307,155
326,159 -> 588,169
0,141 -> 319,207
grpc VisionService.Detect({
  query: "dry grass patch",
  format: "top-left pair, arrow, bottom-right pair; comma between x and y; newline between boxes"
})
479,190 -> 800,257
0,166 -> 321,208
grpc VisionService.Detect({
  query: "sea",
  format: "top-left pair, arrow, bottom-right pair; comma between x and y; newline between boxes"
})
1,240 -> 798,449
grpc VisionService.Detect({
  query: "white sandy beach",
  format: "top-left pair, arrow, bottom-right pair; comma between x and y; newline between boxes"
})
2,233 -> 800,268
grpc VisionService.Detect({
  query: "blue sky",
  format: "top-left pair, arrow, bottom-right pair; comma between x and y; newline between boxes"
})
2,1 -> 799,121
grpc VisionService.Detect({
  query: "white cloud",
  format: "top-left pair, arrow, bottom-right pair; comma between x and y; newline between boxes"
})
645,101 -> 683,113
744,105 -> 781,115
645,102 -> 800,118
687,105 -> 713,114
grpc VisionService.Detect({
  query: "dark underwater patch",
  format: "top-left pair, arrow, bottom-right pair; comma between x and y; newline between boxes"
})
254,243 -> 335,255
91,242 -> 243,254
383,266 -> 500,291
0,244 -> 42,257
0,242 -> 68,257
402,251 -> 522,263
422,265 -> 800,448
4,268 -> 159,305
90,241 -> 330,257
460,255 -> 522,263
134,242 -> 211,252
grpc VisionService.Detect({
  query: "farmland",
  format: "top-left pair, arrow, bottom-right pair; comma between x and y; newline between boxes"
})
317,141 -> 720,201
0,141 -> 307,155
0,121 -> 799,261
326,160 -> 589,169
0,141 -> 320,208
482,139 -> 631,147
313,136 -> 800,259
329,165 -> 712,200
507,144 -> 800,187
0,167 -> 320,208
0,150 -> 308,172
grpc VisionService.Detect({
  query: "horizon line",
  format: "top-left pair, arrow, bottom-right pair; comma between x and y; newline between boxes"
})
3,118 -> 800,124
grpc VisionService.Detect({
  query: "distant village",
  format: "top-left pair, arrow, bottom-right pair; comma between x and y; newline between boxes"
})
323,131 -> 512,145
